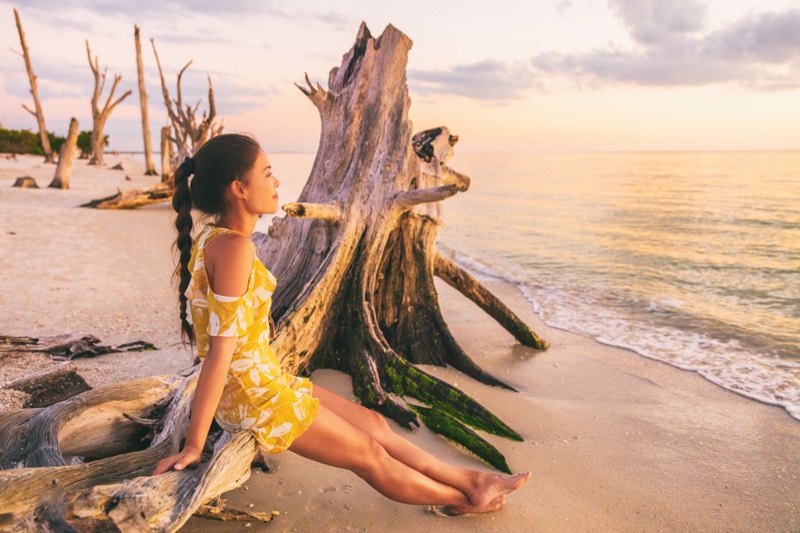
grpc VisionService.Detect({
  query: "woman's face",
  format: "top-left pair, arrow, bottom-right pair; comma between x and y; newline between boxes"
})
241,149 -> 280,215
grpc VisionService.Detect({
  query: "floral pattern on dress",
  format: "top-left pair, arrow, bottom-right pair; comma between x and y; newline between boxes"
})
185,225 -> 319,453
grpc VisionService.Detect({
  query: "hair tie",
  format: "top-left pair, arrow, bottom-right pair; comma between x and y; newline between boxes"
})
180,156 -> 195,175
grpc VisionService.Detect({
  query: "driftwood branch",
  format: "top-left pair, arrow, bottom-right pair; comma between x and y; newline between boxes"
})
282,202 -> 342,222
393,185 -> 458,210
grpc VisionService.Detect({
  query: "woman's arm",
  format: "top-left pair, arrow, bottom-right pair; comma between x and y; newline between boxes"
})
153,233 -> 255,475
152,336 -> 237,474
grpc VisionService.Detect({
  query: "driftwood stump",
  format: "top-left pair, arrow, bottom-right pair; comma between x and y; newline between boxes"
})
255,23 -> 547,471
49,117 -> 79,189
11,177 -> 38,188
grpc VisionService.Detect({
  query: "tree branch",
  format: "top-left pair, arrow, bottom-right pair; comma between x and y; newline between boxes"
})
282,202 -> 342,223
392,185 -> 458,210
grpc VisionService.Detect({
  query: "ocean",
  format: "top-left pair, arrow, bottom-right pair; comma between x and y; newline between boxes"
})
257,151 -> 800,422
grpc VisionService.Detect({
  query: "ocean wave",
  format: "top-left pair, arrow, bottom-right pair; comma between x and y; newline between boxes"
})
445,247 -> 800,423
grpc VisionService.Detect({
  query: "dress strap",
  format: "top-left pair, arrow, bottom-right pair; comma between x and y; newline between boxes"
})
202,225 -> 245,248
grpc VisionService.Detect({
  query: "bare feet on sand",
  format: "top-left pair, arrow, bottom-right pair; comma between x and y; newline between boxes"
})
445,472 -> 531,515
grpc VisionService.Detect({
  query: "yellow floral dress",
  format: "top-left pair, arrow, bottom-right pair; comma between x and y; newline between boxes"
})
185,225 -> 319,453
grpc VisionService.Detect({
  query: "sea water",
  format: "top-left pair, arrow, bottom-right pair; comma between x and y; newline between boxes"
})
259,151 -> 800,421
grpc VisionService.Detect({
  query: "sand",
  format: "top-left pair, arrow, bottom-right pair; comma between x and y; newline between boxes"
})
1,154 -> 798,532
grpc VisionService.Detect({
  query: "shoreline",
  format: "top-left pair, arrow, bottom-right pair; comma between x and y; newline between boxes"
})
1,154 -> 798,532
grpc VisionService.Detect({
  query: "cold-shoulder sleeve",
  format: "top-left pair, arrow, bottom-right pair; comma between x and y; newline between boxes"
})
207,289 -> 254,337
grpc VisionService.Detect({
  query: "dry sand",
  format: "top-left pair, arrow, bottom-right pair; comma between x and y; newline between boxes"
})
1,154 -> 798,532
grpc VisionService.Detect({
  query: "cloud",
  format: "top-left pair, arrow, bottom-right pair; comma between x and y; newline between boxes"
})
14,0 -> 352,32
532,6 -> 800,90
609,0 -> 707,45
409,59 -> 539,102
1,56 -> 88,99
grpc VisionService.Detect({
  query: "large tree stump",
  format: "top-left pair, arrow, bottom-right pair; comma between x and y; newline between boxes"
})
253,23 -> 547,470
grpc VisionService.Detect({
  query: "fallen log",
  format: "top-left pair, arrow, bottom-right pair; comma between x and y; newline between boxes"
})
80,182 -> 173,209
4,361 -> 91,408
0,333 -> 156,360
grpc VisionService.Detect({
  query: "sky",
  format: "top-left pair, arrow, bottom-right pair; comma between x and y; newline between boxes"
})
1,0 -> 798,153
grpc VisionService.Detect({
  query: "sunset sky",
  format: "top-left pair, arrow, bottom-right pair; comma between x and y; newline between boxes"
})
1,0 -> 798,153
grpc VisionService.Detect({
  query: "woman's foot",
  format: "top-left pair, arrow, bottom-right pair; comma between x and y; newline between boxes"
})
444,471 -> 531,515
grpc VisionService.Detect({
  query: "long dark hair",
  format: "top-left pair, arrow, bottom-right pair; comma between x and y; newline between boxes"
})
171,133 -> 261,344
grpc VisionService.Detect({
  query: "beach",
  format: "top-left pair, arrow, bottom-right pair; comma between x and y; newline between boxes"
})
1,154 -> 799,532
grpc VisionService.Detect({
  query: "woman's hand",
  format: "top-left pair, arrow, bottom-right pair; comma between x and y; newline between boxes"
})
152,445 -> 202,476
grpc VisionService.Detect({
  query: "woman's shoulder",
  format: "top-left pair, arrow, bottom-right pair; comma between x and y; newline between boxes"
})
204,232 -> 255,297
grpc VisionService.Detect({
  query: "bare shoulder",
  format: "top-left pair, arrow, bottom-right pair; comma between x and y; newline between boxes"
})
205,233 -> 254,297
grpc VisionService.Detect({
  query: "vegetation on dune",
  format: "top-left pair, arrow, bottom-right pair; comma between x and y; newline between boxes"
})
0,126 -> 106,159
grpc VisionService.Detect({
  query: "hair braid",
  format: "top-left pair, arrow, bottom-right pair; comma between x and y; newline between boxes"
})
169,134 -> 261,348
172,164 -> 195,345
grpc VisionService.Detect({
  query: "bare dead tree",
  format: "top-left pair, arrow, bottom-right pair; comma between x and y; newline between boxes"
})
48,117 -> 79,189
85,40 -> 132,166
13,8 -> 54,164
150,39 -> 223,161
134,25 -> 158,176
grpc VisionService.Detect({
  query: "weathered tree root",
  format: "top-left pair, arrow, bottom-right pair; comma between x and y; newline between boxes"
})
434,254 -> 550,350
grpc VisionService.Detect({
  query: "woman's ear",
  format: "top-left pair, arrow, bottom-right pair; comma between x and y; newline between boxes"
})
228,179 -> 247,200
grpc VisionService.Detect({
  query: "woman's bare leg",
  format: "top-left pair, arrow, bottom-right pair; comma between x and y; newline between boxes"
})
311,384 -> 530,509
288,405 -> 502,512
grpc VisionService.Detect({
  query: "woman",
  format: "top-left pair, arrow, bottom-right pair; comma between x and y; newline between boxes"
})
153,133 -> 529,514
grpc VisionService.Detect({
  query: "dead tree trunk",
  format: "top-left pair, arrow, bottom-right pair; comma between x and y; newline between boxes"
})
86,40 -> 132,166
13,8 -> 54,164
161,125 -> 173,182
134,25 -> 158,176
151,40 -> 223,159
253,23 -> 548,469
48,117 -> 79,189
